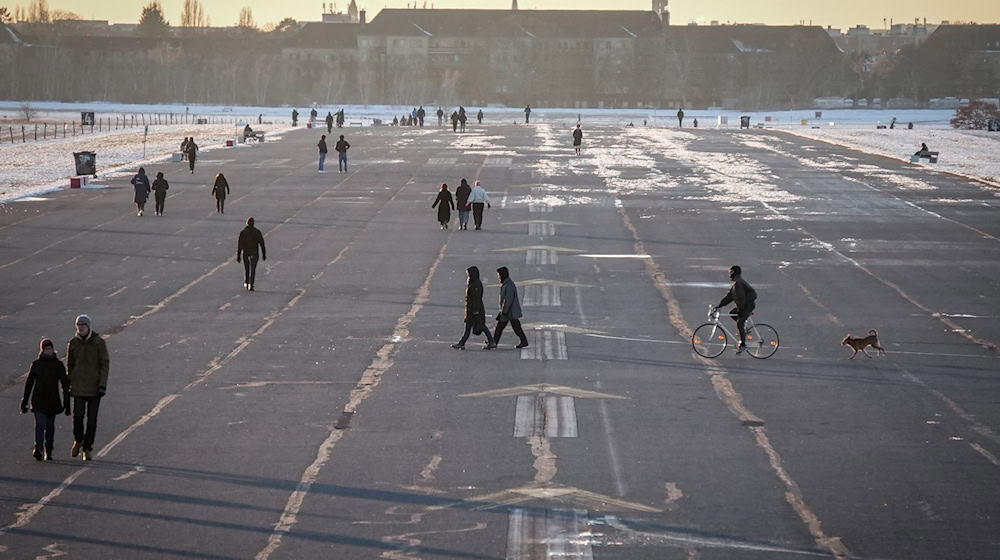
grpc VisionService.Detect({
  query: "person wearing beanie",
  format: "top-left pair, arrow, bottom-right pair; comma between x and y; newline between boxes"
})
451,266 -> 496,350
237,217 -> 266,291
21,338 -> 70,461
66,314 -> 109,462
151,171 -> 169,216
493,266 -> 529,349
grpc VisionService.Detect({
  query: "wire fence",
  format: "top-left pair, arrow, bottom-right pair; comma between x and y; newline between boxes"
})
0,113 -> 253,144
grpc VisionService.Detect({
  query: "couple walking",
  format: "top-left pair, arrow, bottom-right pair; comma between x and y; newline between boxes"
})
432,179 -> 490,230
453,266 -> 529,350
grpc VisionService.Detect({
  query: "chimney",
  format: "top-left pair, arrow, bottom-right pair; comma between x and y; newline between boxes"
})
360,9 -> 366,24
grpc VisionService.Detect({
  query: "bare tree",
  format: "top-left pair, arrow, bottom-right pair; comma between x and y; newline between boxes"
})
180,0 -> 206,27
50,10 -> 80,21
27,0 -> 50,23
19,102 -> 36,121
236,6 -> 256,29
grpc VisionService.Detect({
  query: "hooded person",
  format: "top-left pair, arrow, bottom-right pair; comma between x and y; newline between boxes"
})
21,338 -> 70,461
452,266 -> 496,350
130,167 -> 151,216
66,314 -> 109,462
185,138 -> 199,173
432,183 -> 454,230
237,217 -> 266,291
455,178 -> 472,230
151,171 -> 169,216
493,266 -> 529,348
212,173 -> 230,214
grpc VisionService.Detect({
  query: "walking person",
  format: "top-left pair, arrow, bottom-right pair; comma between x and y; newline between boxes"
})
492,266 -> 529,349
212,173 -> 230,214
180,137 -> 189,161
325,112 -> 334,133
455,178 -> 472,230
335,134 -> 351,173
432,183 -> 454,230
292,109 -> 299,127
451,111 -> 459,132
20,338 -> 70,461
151,171 -> 169,216
318,134 -> 328,173
417,106 -> 426,127
451,266 -> 496,350
130,167 -> 151,216
676,107 -> 685,128
186,137 -> 199,173
467,180 -> 491,230
437,107 -> 444,126
524,104 -> 531,124
459,110 -> 467,133
572,124 -> 583,155
66,314 -> 109,462
237,217 -> 266,291
477,109 -> 483,124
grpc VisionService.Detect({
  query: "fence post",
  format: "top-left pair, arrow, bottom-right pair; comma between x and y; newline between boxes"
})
22,125 -> 26,142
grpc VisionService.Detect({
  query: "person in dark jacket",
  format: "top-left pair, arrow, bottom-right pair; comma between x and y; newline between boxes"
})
243,124 -> 253,140
417,106 -> 426,127
677,108 -> 685,128
66,314 -> 109,462
493,266 -> 529,348
292,109 -> 299,127
180,137 -> 189,161
572,124 -> 583,155
318,134 -> 328,173
21,338 -> 70,461
325,112 -> 334,133
186,138 -> 199,173
524,105 -> 531,124
452,266 -> 496,350
151,171 -> 169,216
458,106 -> 467,132
477,109 -> 483,124
914,142 -> 931,156
451,111 -> 459,132
212,173 -> 230,214
335,135 -> 351,173
131,167 -> 151,216
455,178 -> 472,230
715,265 -> 757,353
237,217 -> 266,291
432,183 -> 454,230
437,107 -> 444,126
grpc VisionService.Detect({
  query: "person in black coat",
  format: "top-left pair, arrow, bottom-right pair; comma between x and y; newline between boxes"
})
21,338 -> 70,461
572,124 -> 583,155
292,109 -> 299,127
186,138 -> 199,173
131,167 -> 151,216
455,178 -> 472,230
477,109 -> 483,124
212,173 -> 230,214
237,217 -> 266,291
180,137 -> 189,161
715,265 -> 757,353
452,266 -> 496,350
151,171 -> 169,216
432,183 -> 454,230
325,112 -> 334,133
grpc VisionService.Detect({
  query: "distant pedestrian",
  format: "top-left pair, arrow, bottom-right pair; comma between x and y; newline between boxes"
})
693,118 -> 698,128
325,112 -> 334,133
572,124 -> 583,155
336,109 -> 345,128
335,134 -> 351,173
20,338 -> 70,461
318,134 -> 328,173
477,109 -> 483,124
914,142 -> 931,156
452,266 -> 496,350
151,171 -> 169,216
524,105 -> 531,124
437,107 -> 444,126
212,173 -> 230,214
493,266 -> 529,349
459,110 -> 467,133
677,108 -> 685,128
292,109 -> 299,127
451,111 -> 459,132
432,183 -> 454,230
468,180 -> 491,230
417,106 -> 426,127
258,113 -> 263,125
66,314 -> 109,462
186,138 -> 199,173
237,217 -> 266,291
455,178 -> 472,230
130,167 -> 151,216
180,137 -> 189,161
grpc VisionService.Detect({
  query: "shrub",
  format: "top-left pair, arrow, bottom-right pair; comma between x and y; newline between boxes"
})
951,99 -> 1000,129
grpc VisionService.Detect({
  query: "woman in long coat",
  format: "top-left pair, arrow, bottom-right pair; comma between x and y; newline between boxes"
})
451,266 -> 496,350
431,183 -> 454,230
131,167 -> 151,216
212,173 -> 230,214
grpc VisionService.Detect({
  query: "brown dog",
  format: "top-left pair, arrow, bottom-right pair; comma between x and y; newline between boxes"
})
842,329 -> 885,359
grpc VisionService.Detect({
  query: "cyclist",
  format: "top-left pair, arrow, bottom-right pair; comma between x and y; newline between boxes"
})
715,265 -> 757,354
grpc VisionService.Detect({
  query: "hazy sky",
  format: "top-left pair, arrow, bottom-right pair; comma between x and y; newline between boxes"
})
36,0 -> 1000,30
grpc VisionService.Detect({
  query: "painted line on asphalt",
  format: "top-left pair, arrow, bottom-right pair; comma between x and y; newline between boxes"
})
528,222 -> 555,236
895,364 -> 1000,448
521,331 -> 568,360
514,395 -> 578,438
523,285 -> 561,306
969,443 -> 1000,467
507,508 -> 593,560
595,380 -> 627,497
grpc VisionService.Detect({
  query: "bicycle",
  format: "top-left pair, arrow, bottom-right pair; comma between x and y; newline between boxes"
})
692,304 -> 779,359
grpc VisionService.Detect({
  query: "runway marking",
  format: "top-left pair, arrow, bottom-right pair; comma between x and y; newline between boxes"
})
460,384 -> 625,400
506,508 -> 593,560
577,253 -> 650,259
426,157 -> 457,165
484,157 -> 513,166
617,206 -> 850,559
583,333 -> 684,344
528,222 -> 555,236
595,380 -> 626,497
528,203 -> 553,213
217,380 -> 348,390
514,395 -> 578,437
526,249 -> 556,265
896,365 -> 1000,447
521,331 -> 567,360
522,285 -> 561,306
106,286 -> 127,298
112,465 -> 146,482
255,241 -> 450,560
970,443 -> 1000,467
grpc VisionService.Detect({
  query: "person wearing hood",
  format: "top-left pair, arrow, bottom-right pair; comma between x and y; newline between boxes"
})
66,314 -> 109,462
180,137 -> 189,161
493,266 -> 529,348
21,338 -> 70,461
212,173 -> 230,214
455,178 -> 472,230
151,171 -> 169,216
186,137 -> 199,173
467,180 -> 491,230
130,167 -> 151,216
572,124 -> 583,155
432,183 -> 454,230
452,266 -> 496,350
237,217 -> 266,291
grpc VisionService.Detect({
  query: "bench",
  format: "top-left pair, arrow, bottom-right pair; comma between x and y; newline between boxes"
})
911,151 -> 939,164
244,131 -> 266,143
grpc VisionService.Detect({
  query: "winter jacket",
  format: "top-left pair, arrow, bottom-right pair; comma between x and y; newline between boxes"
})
67,331 -> 109,398
318,139 -> 328,153
468,185 -> 490,205
718,275 -> 757,311
237,225 -> 266,260
213,175 -> 230,199
23,353 -> 69,415
131,172 -> 151,203
455,183 -> 472,209
572,128 -> 583,145
335,139 -> 350,153
152,177 -> 169,198
432,190 -> 454,222
497,268 -> 523,320
186,141 -> 199,160
464,267 -> 486,324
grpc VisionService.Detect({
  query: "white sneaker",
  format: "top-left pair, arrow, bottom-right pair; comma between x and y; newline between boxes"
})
138,211 -> 142,216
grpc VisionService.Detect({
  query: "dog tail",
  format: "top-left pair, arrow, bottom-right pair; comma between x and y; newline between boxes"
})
868,329 -> 877,336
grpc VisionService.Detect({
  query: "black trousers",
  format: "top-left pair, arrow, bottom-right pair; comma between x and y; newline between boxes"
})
472,203 -> 485,229
494,319 -> 528,345
155,194 -> 165,214
729,303 -> 755,346
73,395 -> 101,451
189,157 -> 196,172
243,254 -> 259,287
458,321 -> 494,346
216,197 -> 225,213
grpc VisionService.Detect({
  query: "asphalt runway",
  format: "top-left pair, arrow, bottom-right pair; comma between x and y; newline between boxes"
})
1,121 -> 998,559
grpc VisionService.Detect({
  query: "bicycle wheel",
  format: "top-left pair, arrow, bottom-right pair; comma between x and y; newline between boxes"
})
692,323 -> 728,358
746,323 -> 779,359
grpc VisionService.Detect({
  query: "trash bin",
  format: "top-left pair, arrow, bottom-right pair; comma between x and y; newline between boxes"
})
740,116 -> 751,129
73,151 -> 96,176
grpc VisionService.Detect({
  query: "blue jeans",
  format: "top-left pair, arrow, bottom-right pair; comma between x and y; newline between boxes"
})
319,152 -> 326,171
458,210 -> 470,227
338,153 -> 348,172
34,410 -> 55,453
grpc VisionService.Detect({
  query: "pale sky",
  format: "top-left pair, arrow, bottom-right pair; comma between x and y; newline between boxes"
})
34,0 -> 1000,30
